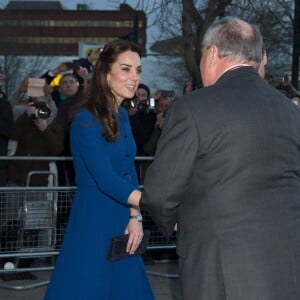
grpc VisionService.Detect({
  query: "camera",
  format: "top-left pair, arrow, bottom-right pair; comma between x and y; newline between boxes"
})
30,101 -> 51,120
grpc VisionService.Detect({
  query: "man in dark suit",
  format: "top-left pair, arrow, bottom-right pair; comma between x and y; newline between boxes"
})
141,17 -> 300,299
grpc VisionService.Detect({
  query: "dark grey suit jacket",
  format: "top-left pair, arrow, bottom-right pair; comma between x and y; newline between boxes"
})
141,67 -> 300,300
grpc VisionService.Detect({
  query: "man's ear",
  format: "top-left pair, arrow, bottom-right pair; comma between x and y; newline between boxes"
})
208,45 -> 218,68
262,49 -> 267,66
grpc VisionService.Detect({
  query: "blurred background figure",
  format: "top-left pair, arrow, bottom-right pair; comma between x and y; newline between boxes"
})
136,83 -> 151,108
0,70 -> 13,187
143,94 -> 172,157
141,94 -> 173,181
56,71 -> 94,186
291,95 -> 300,106
8,77 -> 53,122
264,72 -> 277,86
126,86 -> 176,182
122,97 -> 139,116
7,77 -> 30,121
0,69 -> 13,265
41,47 -> 100,88
128,83 -> 156,182
7,96 -> 63,186
276,74 -> 300,99
182,80 -> 195,95
4,95 -> 63,266
50,74 -> 80,108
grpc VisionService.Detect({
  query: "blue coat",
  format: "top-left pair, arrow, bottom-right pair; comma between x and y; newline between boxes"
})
45,107 -> 154,300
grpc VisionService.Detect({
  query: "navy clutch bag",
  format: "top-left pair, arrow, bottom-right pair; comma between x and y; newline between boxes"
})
107,231 -> 150,261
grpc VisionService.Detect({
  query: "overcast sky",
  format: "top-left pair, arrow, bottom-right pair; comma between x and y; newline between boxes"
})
60,0 -> 127,10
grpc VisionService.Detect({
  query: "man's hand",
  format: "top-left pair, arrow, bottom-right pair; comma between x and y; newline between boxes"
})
26,102 -> 35,117
34,118 -> 48,132
75,66 -> 89,80
43,83 -> 52,97
51,61 -> 72,76
88,47 -> 102,63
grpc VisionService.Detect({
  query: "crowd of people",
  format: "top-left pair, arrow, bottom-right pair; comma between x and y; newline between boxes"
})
0,44 -> 189,268
1,49 -> 297,192
0,15 -> 300,299
0,51 -> 189,189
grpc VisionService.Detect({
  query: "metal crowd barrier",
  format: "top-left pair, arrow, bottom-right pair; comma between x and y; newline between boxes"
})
0,156 -> 178,290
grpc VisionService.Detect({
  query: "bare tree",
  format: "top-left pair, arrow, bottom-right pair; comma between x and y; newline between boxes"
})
0,55 -> 55,98
117,0 -> 294,88
181,0 -> 232,87
0,2 -> 57,96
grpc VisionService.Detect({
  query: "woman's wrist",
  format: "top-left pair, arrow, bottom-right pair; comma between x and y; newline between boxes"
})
129,214 -> 143,222
130,205 -> 140,215
128,189 -> 141,207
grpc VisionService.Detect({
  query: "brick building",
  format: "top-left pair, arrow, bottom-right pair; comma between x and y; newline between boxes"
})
0,1 -> 147,56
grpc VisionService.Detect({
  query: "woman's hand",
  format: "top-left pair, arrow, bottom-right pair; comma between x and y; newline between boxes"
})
124,219 -> 144,255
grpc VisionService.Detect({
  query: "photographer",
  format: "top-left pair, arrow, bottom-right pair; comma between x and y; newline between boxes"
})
7,96 -> 64,187
3,97 -> 64,265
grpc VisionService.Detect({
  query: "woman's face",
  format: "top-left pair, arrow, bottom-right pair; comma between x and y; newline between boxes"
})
106,50 -> 141,105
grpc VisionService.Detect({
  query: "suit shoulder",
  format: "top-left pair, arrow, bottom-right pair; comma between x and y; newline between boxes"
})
176,87 -> 216,109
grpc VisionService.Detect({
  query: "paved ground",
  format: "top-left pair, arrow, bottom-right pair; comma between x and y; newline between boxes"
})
0,254 -> 181,300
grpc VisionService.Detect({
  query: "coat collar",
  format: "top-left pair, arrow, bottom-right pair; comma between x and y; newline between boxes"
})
216,66 -> 258,85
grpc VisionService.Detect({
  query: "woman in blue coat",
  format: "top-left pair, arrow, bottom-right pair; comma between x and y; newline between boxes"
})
44,40 -> 154,300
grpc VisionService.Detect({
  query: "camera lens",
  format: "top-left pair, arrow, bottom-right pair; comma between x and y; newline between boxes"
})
31,101 -> 51,120
36,106 -> 51,119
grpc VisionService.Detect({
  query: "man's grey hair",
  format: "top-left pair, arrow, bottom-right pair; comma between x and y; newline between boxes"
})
202,16 -> 263,66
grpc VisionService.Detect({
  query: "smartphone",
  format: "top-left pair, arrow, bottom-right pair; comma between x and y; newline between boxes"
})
149,97 -> 155,109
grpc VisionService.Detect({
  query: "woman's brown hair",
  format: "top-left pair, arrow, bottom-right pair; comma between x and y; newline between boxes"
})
74,39 -> 141,142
